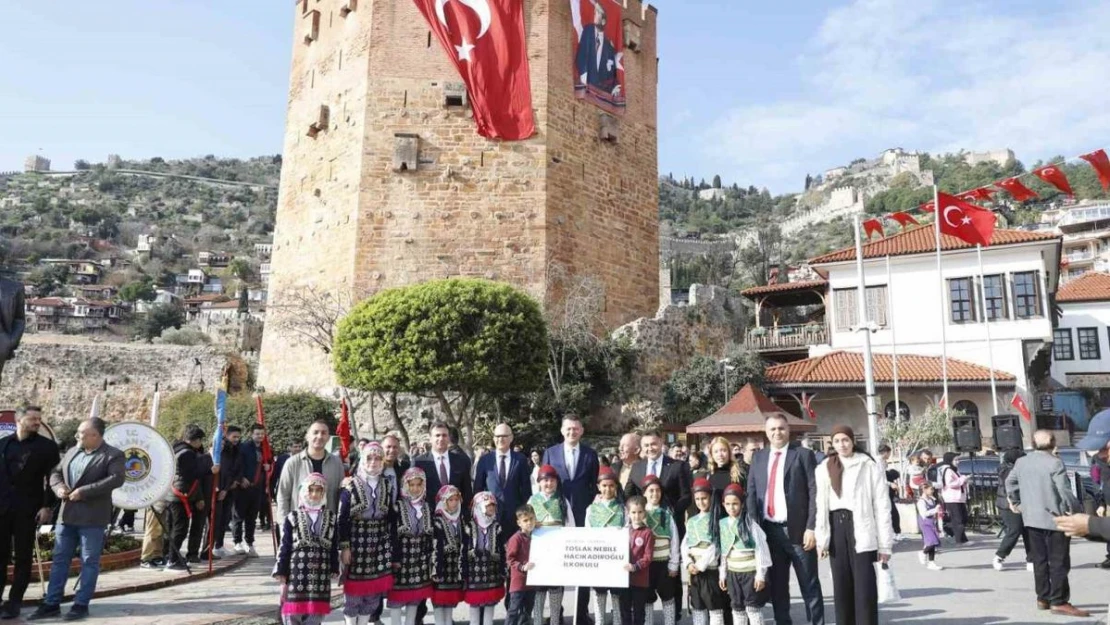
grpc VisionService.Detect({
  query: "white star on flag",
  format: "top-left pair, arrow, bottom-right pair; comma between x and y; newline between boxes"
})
961,216 -> 972,225
455,39 -> 475,61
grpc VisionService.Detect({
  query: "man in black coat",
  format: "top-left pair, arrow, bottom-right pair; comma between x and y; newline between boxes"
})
206,425 -> 244,560
623,430 -> 692,529
413,421 -> 473,507
0,405 -> 60,620
747,415 -> 825,625
542,416 -> 600,625
473,423 -> 530,544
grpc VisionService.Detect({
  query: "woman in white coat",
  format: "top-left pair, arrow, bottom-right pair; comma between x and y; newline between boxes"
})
815,425 -> 895,625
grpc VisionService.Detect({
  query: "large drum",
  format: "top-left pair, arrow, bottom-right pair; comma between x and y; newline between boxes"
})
104,421 -> 174,511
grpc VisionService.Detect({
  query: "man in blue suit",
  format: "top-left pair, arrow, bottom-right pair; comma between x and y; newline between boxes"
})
474,423 -> 531,546
575,1 -> 619,96
542,415 -> 600,625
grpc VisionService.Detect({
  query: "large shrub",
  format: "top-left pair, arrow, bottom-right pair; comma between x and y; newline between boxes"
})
156,390 -> 338,451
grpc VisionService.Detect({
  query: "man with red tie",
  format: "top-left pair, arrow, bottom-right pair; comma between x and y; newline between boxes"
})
474,423 -> 531,546
746,415 -> 825,625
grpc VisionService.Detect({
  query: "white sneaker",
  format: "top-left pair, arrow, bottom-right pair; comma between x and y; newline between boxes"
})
213,547 -> 233,558
918,552 -> 927,565
894,533 -> 905,542
992,556 -> 1004,571
926,562 -> 944,571
1026,562 -> 1034,572
246,545 -> 258,557
233,543 -> 247,554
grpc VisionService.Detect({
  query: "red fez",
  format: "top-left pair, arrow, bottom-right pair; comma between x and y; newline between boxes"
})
692,477 -> 712,494
597,466 -> 618,485
537,465 -> 559,482
641,473 -> 662,490
722,482 -> 744,501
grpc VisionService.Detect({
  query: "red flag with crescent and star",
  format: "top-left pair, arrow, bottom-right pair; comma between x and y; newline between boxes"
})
1081,150 -> 1110,190
930,192 -> 996,247
996,177 -> 1038,202
1011,393 -> 1032,423
1033,165 -> 1074,196
410,0 -> 535,140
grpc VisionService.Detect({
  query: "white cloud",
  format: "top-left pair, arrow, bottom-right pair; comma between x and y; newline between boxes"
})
703,0 -> 1110,193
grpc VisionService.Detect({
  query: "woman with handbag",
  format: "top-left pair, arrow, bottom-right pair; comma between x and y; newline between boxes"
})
815,425 -> 895,625
938,452 -> 970,543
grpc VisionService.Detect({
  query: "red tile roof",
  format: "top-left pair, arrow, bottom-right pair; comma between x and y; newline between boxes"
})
1057,272 -> 1110,303
740,279 -> 828,297
27,297 -> 68,307
764,351 -> 1015,388
808,224 -> 1059,264
687,383 -> 817,434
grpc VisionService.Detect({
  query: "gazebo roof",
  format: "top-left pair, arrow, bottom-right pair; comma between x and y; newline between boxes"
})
686,383 -> 816,434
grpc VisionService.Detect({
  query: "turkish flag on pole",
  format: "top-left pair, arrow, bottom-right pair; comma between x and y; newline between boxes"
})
1011,393 -> 1032,422
337,397 -> 352,475
862,218 -> 884,239
1081,149 -> 1110,190
934,192 -> 996,247
411,0 -> 535,140
889,211 -> 918,228
996,177 -> 1038,202
1033,165 -> 1074,196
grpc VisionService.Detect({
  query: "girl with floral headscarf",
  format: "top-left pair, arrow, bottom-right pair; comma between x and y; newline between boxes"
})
463,491 -> 505,625
273,473 -> 340,625
431,485 -> 466,625
388,467 -> 434,625
338,442 -> 395,625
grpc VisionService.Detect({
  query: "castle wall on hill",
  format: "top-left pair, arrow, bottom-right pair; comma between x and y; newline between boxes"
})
260,0 -> 660,391
0,340 -> 229,424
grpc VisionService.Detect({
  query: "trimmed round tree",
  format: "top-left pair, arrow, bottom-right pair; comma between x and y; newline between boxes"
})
333,278 -> 548,449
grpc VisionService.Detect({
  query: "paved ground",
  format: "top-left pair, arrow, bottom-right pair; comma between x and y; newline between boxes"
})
6,529 -> 1107,624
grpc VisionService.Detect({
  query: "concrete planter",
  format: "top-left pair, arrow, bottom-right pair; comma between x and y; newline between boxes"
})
9,548 -> 142,583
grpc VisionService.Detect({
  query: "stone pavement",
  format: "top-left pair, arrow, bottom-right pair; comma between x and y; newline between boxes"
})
6,530 -> 1106,624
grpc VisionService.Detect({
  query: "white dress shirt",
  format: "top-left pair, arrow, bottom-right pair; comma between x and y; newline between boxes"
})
496,452 -> 511,479
765,445 -> 789,523
646,455 -> 663,478
564,444 -> 579,477
434,451 -> 451,480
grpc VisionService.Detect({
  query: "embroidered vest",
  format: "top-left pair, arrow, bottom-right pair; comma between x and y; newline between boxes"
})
686,512 -> 714,568
719,517 -> 756,573
646,507 -> 673,561
529,493 -> 565,527
587,499 -> 624,528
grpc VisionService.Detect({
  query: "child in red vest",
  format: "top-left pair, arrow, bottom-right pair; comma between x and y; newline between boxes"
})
622,495 -> 655,625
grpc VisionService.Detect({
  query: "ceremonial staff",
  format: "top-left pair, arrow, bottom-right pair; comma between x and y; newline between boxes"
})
254,391 -> 278,554
207,366 -> 230,574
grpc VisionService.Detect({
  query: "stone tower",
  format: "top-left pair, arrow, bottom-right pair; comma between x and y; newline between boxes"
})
259,0 -> 659,391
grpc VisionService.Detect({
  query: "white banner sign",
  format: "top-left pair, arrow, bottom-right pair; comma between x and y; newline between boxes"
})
528,526 -> 629,589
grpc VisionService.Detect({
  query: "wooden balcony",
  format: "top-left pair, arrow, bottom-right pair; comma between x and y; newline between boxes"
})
745,323 -> 828,351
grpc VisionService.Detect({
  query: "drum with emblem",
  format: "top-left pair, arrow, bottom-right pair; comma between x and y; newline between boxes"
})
104,421 -> 174,510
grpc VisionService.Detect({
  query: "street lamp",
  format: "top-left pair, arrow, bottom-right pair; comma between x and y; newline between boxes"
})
719,357 -> 736,405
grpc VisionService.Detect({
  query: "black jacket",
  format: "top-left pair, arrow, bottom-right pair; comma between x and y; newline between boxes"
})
623,456 -> 692,529
1,432 -> 61,513
746,443 -> 818,545
171,441 -> 205,502
216,442 -> 244,491
414,450 -> 473,508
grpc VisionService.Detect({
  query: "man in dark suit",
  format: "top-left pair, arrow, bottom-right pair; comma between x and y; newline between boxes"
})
575,0 -> 619,95
0,277 -> 26,382
30,417 -> 125,622
623,431 -> 692,528
474,424 -> 530,545
747,414 -> 825,625
542,416 -> 600,625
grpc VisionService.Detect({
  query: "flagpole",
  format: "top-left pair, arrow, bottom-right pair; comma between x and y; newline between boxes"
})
933,184 -> 950,409
886,254 -> 900,421
976,244 -> 1000,415
853,214 -> 880,454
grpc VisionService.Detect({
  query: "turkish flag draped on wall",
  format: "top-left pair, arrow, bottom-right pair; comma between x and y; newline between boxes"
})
932,192 -> 997,247
411,0 -> 535,140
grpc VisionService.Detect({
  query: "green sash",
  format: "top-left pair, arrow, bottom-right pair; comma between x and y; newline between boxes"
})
587,499 -> 624,528
528,493 -> 564,526
718,516 -> 754,554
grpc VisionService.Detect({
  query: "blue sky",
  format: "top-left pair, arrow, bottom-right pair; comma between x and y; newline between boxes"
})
2,0 -> 1108,194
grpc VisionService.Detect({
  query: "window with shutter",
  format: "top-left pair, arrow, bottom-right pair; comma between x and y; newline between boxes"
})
834,286 -> 887,331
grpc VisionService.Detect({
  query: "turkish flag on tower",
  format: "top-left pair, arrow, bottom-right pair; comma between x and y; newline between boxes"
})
931,192 -> 996,247
1011,393 -> 1032,422
411,0 -> 535,140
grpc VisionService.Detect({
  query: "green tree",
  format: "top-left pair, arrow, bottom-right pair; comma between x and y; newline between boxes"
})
27,265 -> 70,297
712,174 -> 722,189
228,258 -> 254,283
333,278 -> 548,450
74,160 -> 90,171
140,303 -> 185,342
156,390 -> 338,451
662,347 -> 765,425
880,404 -> 956,459
119,279 -> 156,302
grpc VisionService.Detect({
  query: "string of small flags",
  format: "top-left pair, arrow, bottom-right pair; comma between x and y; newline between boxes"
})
861,148 -> 1110,239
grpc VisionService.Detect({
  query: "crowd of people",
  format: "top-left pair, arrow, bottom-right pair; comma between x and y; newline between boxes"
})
0,403 -> 1108,624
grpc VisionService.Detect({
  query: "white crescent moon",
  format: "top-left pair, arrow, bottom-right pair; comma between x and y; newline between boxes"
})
434,0 -> 491,39
943,205 -> 963,228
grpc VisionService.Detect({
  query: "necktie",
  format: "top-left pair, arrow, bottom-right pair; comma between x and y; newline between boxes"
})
499,455 -> 507,487
648,460 -> 657,477
569,447 -> 577,477
767,452 -> 782,518
438,455 -> 449,486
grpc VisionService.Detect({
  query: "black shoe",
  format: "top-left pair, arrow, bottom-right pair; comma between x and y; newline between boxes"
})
27,604 -> 61,621
186,555 -> 201,564
62,605 -> 88,622
1099,557 -> 1110,570
164,562 -> 189,572
0,602 -> 21,620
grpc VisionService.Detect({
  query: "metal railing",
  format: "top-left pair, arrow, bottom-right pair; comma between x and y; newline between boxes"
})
745,323 -> 828,350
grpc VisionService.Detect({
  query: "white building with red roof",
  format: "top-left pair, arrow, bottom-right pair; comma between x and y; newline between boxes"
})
1051,272 -> 1110,396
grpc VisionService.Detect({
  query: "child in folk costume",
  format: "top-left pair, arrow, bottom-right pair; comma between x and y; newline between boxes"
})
622,495 -> 656,625
587,467 -> 626,625
388,468 -> 434,625
528,465 -> 567,625
431,485 -> 466,625
273,473 -> 340,625
683,478 -> 727,625
339,442 -> 396,625
640,474 -> 680,625
464,491 -> 506,625
717,483 -> 771,625
916,482 -> 944,570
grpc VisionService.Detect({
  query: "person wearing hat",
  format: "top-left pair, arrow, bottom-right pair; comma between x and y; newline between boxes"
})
528,465 -> 567,625
1005,430 -> 1087,617
1054,409 -> 1110,569
587,467 -> 626,625
718,482 -> 771,625
683,478 -> 727,625
814,425 -> 893,625
641,474 -> 680,625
